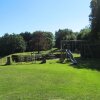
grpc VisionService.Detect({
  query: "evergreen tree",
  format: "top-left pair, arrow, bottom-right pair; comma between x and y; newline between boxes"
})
89,0 -> 100,41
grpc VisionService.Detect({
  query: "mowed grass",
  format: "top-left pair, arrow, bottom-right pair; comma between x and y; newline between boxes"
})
0,60 -> 100,100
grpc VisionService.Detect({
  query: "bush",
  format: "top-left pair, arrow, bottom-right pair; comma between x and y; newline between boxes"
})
45,53 -> 55,59
12,54 -> 43,62
12,55 -> 33,62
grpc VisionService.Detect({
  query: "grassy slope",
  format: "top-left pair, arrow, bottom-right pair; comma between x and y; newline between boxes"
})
0,60 -> 100,100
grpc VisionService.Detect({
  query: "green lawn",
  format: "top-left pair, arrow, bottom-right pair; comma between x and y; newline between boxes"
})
0,59 -> 100,100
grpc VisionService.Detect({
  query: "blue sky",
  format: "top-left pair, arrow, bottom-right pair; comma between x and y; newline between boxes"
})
0,0 -> 90,36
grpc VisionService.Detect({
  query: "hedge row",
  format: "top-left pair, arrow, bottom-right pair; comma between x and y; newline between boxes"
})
12,54 -> 42,62
11,54 -> 60,62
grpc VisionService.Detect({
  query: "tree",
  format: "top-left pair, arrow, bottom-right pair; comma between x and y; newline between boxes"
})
77,26 -> 91,40
43,32 -> 54,49
89,0 -> 100,41
0,34 -> 26,56
20,32 -> 32,51
55,29 -> 76,48
29,31 -> 54,53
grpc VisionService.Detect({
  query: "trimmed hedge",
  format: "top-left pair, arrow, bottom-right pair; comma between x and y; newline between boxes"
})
12,55 -> 32,62
12,53 -> 61,63
12,54 -> 42,62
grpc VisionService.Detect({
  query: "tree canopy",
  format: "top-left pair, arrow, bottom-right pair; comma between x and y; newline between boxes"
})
0,31 -> 54,56
89,0 -> 100,41
55,29 -> 76,48
77,26 -> 91,40
29,31 -> 54,53
0,34 -> 26,56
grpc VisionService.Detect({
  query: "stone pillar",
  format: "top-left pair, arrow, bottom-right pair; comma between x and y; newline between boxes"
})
6,57 -> 11,65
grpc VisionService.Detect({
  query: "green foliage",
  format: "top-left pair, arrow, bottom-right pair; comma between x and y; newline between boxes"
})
0,31 -> 54,56
12,54 -> 43,62
80,0 -> 100,58
0,34 -> 26,57
55,29 -> 76,48
20,32 -> 32,51
29,31 -> 54,53
89,0 -> 100,41
77,26 -> 91,40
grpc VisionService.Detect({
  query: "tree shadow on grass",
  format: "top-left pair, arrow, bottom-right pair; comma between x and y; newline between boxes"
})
70,57 -> 100,71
